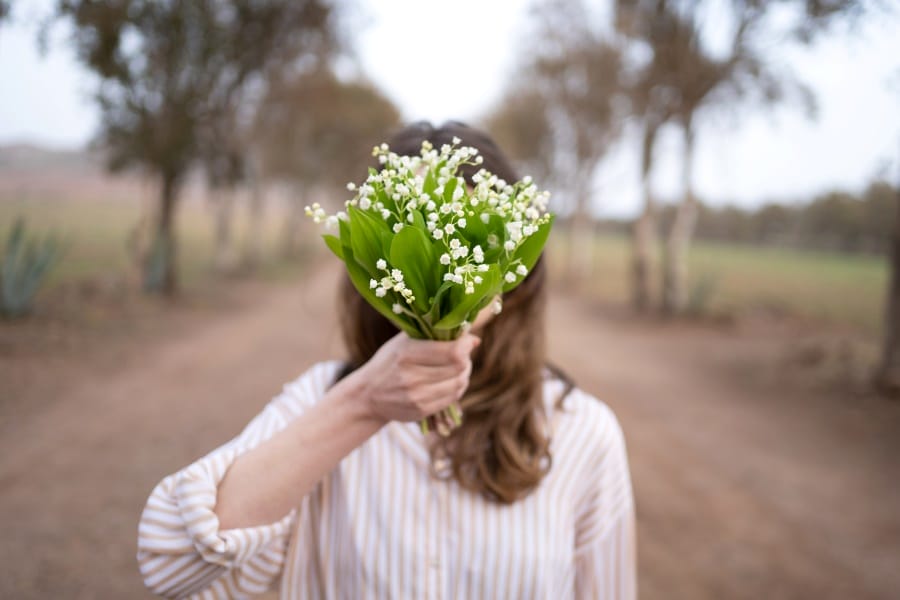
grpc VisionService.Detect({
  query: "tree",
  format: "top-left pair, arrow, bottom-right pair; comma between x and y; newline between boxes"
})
483,84 -> 556,193
488,0 -> 624,283
616,0 -> 864,314
876,182 -> 900,395
254,67 -> 401,257
55,0 -> 336,294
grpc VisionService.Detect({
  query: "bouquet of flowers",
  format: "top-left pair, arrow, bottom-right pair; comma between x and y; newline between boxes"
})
307,137 -> 553,433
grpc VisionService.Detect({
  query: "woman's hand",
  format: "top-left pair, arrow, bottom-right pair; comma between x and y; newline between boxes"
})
348,332 -> 481,425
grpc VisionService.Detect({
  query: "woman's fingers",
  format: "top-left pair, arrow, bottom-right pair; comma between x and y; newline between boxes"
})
401,334 -> 481,367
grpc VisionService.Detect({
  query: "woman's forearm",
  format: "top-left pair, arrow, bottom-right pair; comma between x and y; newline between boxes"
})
214,373 -> 383,530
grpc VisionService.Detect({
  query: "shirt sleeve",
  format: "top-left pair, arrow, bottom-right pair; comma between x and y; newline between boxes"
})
573,401 -> 637,600
136,360 -> 340,599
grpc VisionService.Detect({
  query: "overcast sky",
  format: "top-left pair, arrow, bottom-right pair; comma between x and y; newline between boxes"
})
1,0 -> 898,217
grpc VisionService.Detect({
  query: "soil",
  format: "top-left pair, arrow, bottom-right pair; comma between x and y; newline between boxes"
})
1,264 -> 898,599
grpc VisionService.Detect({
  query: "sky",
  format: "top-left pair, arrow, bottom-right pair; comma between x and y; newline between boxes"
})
1,0 -> 898,218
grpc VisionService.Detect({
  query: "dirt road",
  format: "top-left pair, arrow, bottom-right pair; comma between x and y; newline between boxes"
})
1,265 -> 898,599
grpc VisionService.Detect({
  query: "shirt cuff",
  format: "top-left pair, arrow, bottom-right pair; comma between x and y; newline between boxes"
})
172,446 -> 295,569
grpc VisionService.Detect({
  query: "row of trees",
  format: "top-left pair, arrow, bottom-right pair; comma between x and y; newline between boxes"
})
486,0 -> 869,315
51,0 -> 400,294
595,180 -> 895,255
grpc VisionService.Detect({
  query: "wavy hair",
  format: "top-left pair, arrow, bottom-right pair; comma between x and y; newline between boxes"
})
336,121 -> 571,504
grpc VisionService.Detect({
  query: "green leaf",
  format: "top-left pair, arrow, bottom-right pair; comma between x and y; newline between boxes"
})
503,215 -> 554,292
322,234 -> 343,260
443,176 -> 458,204
344,245 -> 423,338
423,170 -> 437,196
433,264 -> 501,330
389,225 -> 437,314
348,207 -> 387,274
461,212 -> 487,243
338,218 -> 352,253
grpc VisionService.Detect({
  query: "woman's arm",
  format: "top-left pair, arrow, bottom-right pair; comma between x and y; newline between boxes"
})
138,332 -> 479,598
215,331 -> 479,529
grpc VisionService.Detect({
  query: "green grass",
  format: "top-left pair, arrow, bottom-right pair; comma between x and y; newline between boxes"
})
0,194 -> 305,292
548,233 -> 888,337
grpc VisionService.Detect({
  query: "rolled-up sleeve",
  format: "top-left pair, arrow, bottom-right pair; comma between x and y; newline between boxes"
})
136,360 -> 339,599
573,402 -> 637,600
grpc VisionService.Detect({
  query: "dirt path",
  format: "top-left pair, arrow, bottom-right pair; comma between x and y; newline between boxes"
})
1,265 -> 898,599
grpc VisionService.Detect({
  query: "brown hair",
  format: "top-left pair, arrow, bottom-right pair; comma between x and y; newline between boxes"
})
337,121 -> 572,504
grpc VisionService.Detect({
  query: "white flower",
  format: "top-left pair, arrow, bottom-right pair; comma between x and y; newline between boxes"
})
369,278 -> 378,289
375,287 -> 387,297
392,303 -> 403,314
376,259 -> 387,270
477,264 -> 489,272
465,284 -> 475,294
391,269 -> 404,282
449,238 -> 460,249
325,216 -> 338,229
504,240 -> 516,252
458,218 -> 467,228
407,213 -> 415,224
444,223 -> 455,235
433,228 -> 444,239
346,182 -> 357,191
504,272 -> 516,283
393,223 -> 404,233
481,213 -> 490,224
491,298 -> 503,314
427,212 -> 439,222
473,275 -> 483,284
359,197 -> 372,210
516,265 -> 528,276
381,209 -> 391,220
440,253 -> 451,265
452,136 -> 461,144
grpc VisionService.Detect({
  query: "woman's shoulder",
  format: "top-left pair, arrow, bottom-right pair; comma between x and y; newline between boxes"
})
545,377 -> 627,455
272,359 -> 346,416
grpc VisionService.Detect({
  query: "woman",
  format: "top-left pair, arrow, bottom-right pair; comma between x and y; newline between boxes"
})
137,121 -> 636,599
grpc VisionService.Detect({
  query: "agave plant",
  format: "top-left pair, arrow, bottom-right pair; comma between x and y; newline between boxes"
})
1,217 -> 64,318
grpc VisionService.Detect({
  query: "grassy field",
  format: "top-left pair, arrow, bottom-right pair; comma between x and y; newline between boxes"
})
0,194 -> 888,337
548,233 -> 887,337
0,192 -> 306,292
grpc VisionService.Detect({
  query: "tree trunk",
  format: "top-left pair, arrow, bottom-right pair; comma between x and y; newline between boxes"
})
243,178 -> 265,271
281,183 -> 305,259
568,178 -> 595,286
662,119 -> 697,315
144,173 -> 179,295
875,180 -> 900,395
212,186 -> 238,274
630,120 -> 659,312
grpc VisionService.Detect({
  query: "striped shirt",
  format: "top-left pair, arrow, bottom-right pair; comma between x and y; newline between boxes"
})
137,360 -> 636,599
